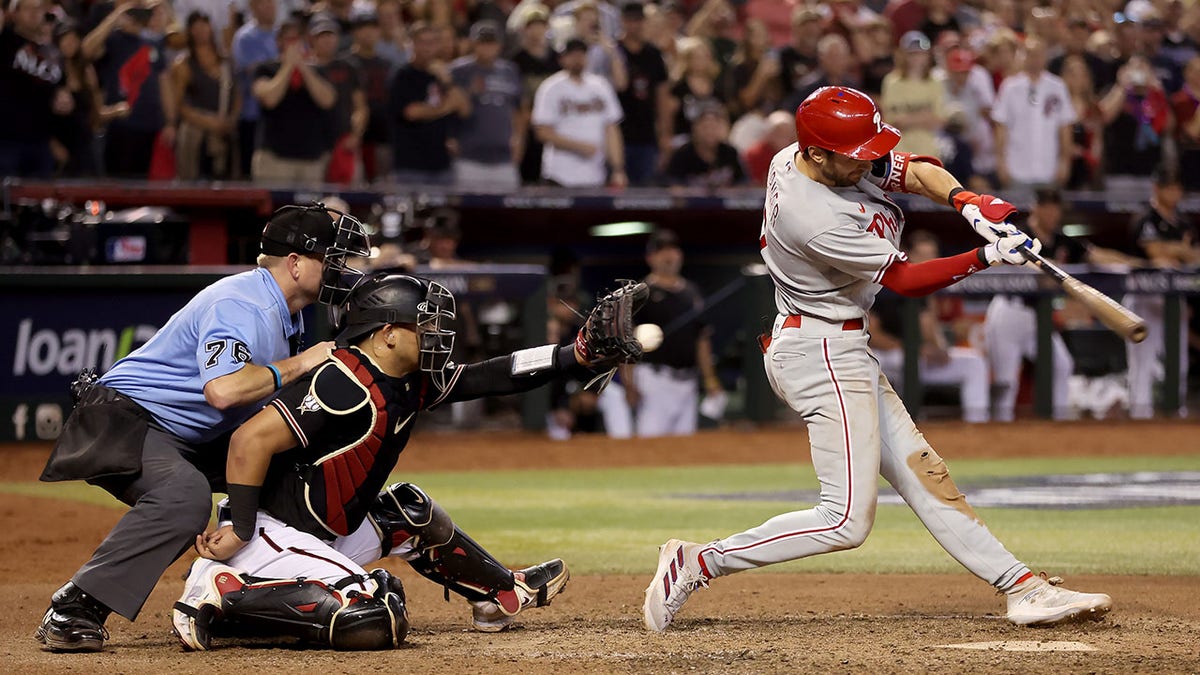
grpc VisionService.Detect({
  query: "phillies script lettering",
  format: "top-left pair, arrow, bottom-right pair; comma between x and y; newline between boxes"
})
866,211 -> 899,239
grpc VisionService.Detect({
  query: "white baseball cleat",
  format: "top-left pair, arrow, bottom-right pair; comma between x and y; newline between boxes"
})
171,561 -> 245,651
471,559 -> 570,632
643,539 -> 711,632
1006,575 -> 1113,626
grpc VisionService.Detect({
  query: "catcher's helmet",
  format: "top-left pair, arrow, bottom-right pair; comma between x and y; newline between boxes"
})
794,86 -> 901,160
333,273 -> 457,385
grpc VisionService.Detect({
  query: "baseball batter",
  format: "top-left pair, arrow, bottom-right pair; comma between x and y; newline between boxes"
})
643,86 -> 1112,631
170,274 -> 645,650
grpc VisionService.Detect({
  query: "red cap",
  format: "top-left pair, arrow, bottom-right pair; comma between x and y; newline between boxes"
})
794,86 -> 900,160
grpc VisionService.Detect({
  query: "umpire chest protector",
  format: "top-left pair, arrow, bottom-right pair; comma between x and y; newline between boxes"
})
264,347 -> 427,539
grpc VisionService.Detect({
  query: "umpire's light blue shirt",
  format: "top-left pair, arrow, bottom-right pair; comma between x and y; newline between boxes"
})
101,267 -> 303,444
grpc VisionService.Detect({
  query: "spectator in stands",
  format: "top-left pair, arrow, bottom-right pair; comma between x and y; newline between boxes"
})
173,0 -> 235,53
312,17 -> 365,185
869,231 -> 991,423
1124,165 -> 1199,419
599,229 -> 722,438
643,0 -> 683,67
231,0 -> 277,179
311,0 -> 356,50
881,31 -> 944,160
388,21 -> 470,185
575,0 -> 627,91
684,0 -> 738,70
1048,15 -> 1114,92
884,0 -> 925,40
664,36 -> 723,147
1141,12 -> 1183,94
373,0 -> 408,66
853,15 -> 893,96
665,102 -> 745,189
449,20 -> 522,189
777,7 -> 821,105
250,19 -> 336,183
1172,55 -> 1200,190
1099,55 -> 1174,195
1,0 -> 72,178
941,47 -> 995,189
52,18 -> 123,177
83,0 -> 171,178
345,10 -> 396,183
991,35 -> 1075,190
531,37 -> 626,187
1159,0 -> 1198,70
615,2 -> 670,186
917,0 -> 960,45
1061,53 -> 1103,190
719,18 -> 781,121
981,27 -> 1019,92
168,12 -> 240,180
782,33 -> 859,113
742,109 -> 794,186
512,7 -> 558,184
553,0 -> 620,42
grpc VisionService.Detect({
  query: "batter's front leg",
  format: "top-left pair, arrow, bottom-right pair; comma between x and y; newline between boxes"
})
702,336 -> 882,575
874,372 -> 1030,590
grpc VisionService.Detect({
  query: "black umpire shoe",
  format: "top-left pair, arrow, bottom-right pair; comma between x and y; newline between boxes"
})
35,581 -> 111,652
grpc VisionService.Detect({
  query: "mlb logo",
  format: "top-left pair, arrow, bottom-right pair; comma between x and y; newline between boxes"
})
106,236 -> 147,263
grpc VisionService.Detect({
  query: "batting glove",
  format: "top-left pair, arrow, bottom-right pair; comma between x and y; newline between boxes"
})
951,189 -> 1021,243
982,232 -> 1043,266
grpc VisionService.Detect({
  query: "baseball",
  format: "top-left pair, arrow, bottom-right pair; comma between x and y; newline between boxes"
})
635,324 -> 663,352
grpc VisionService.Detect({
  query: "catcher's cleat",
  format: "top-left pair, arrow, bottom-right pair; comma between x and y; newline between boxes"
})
35,582 -> 111,652
1006,574 -> 1113,626
643,539 -> 711,632
172,561 -> 245,651
470,559 -> 570,632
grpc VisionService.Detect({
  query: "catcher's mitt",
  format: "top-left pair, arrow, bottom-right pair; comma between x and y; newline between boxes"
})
574,280 -> 650,369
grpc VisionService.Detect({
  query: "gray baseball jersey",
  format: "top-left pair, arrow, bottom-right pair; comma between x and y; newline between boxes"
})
759,143 -> 915,321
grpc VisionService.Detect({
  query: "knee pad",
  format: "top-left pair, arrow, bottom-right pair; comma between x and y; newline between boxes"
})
369,482 -> 454,557
328,570 -> 409,650
218,572 -> 408,650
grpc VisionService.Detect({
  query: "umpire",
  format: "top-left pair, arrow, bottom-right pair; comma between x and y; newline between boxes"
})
34,204 -> 369,652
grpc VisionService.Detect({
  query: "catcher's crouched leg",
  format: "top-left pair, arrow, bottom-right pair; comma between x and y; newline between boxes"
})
368,482 -> 569,631
173,564 -> 408,651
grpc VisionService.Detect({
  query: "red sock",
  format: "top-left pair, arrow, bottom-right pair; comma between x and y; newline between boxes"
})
1013,571 -> 1034,588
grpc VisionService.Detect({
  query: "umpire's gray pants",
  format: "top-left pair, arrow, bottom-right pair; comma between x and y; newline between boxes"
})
72,426 -> 222,620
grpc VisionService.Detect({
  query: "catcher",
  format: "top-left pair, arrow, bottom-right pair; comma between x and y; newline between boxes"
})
171,273 -> 647,650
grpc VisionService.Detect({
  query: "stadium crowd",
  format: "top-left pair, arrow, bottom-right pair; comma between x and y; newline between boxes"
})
5,0 -> 1200,190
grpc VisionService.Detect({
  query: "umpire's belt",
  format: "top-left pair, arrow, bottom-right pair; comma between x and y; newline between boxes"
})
758,314 -> 865,353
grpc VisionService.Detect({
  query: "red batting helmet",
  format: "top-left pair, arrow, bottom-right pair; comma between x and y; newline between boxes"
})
794,86 -> 901,160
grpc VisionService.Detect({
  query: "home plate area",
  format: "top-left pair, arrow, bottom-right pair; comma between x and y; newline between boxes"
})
685,472 -> 1200,509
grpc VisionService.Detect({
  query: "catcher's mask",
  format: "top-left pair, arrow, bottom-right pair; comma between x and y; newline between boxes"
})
261,203 -> 371,306
332,273 -> 457,386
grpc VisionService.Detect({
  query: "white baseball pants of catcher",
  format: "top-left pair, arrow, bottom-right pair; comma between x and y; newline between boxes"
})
1123,294 -> 1189,419
698,314 -> 1031,590
873,346 -> 991,423
188,504 -> 407,596
983,295 -> 1075,422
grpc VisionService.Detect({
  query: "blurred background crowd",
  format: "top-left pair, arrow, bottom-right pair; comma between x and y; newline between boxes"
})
6,0 -> 1200,192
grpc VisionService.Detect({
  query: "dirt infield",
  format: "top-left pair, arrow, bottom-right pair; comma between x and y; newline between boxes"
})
2,422 -> 1198,674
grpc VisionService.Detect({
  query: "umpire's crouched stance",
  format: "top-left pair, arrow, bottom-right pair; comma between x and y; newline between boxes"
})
34,204 -> 370,652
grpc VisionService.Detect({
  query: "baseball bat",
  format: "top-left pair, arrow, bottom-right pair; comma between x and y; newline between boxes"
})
1018,248 -> 1148,343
